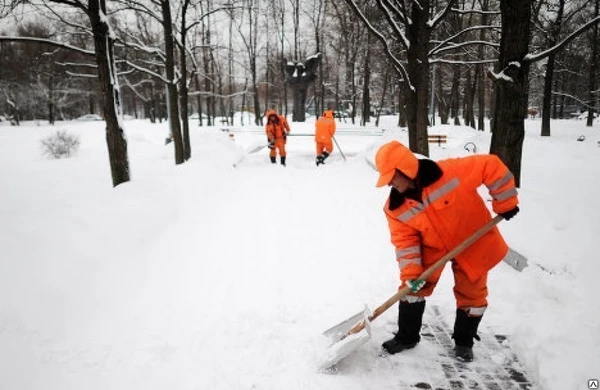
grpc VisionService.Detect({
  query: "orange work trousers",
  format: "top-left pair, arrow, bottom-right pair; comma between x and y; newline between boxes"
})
316,140 -> 334,156
269,138 -> 287,157
407,259 -> 488,309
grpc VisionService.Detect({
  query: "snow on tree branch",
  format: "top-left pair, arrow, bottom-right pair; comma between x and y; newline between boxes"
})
431,40 -> 500,57
432,58 -> 496,65
524,15 -> 600,63
429,25 -> 500,57
376,1 -> 410,49
428,0 -> 457,29
123,60 -> 169,84
488,61 -> 521,83
450,8 -> 500,16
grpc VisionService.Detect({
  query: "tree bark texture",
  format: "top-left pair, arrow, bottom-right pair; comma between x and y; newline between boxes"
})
89,0 -> 130,186
405,1 -> 430,156
161,0 -> 184,164
587,0 -> 599,127
490,0 -> 532,187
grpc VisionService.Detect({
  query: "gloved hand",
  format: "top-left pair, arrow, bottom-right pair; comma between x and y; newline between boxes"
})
268,140 -> 275,149
400,263 -> 425,292
499,206 -> 519,221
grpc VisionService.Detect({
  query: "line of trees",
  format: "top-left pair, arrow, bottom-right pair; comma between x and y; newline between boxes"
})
1,0 -> 599,187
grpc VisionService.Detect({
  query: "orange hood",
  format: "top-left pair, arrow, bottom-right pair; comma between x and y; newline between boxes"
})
375,141 -> 419,187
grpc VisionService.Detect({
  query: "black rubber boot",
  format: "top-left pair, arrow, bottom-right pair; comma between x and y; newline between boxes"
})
452,308 -> 483,362
270,156 -> 276,164
382,300 -> 426,354
280,156 -> 286,166
316,155 -> 324,166
322,151 -> 330,161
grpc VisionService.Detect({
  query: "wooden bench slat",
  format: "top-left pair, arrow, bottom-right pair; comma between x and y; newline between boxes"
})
428,134 -> 447,146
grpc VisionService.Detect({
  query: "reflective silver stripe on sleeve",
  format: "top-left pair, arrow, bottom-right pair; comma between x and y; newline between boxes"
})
398,258 -> 422,269
488,172 -> 513,192
396,246 -> 421,259
491,187 -> 518,201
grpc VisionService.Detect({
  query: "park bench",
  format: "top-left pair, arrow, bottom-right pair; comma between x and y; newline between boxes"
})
428,134 -> 447,146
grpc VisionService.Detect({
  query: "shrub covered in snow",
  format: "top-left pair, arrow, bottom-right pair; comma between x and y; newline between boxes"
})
41,130 -> 80,159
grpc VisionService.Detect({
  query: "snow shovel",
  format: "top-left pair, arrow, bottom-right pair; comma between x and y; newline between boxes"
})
320,214 -> 505,369
232,142 -> 270,167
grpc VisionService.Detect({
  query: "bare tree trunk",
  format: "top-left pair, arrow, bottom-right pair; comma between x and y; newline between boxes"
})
179,0 -> 191,160
587,0 -> 599,127
490,0 -> 532,187
541,0 -> 564,136
161,0 -> 184,164
48,74 -> 55,125
541,52 -> 556,136
437,64 -> 450,125
405,1 -> 431,156
361,40 -> 371,126
397,80 -> 407,127
477,0 -> 489,131
89,0 -> 130,186
464,68 -> 475,128
375,69 -> 390,127
450,65 -> 461,126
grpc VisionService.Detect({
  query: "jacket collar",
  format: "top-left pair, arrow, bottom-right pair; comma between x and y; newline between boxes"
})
388,159 -> 443,211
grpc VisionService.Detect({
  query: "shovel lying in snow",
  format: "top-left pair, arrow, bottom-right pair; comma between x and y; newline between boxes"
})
320,214 -> 505,370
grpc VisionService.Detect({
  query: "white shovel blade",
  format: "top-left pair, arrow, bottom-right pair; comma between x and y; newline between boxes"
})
319,328 -> 371,370
503,247 -> 529,272
322,310 -> 365,343
319,307 -> 372,370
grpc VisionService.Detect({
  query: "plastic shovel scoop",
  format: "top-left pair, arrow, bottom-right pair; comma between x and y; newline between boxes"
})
319,307 -> 372,370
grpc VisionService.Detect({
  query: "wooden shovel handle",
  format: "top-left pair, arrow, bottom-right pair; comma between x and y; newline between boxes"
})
346,214 -> 504,336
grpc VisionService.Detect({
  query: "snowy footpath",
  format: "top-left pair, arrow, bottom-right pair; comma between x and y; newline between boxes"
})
0,117 -> 598,390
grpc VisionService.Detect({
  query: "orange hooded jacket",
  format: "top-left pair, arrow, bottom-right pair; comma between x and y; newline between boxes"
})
265,109 -> 289,141
377,142 -> 518,283
315,110 -> 336,142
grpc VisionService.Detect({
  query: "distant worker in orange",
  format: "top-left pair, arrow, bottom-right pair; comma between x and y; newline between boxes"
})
315,109 -> 336,166
265,109 -> 290,166
374,140 -> 520,362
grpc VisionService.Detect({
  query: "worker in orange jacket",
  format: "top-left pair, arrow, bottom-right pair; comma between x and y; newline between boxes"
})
315,110 -> 336,166
265,109 -> 290,166
374,140 -> 519,362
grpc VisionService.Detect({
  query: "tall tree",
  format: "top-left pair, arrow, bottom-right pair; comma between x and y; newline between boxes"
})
490,0 -> 532,187
345,0 -> 458,156
3,0 -> 131,186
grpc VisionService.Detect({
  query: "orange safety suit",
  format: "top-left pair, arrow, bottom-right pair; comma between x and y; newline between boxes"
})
315,110 -> 336,156
265,109 -> 289,158
383,154 -> 518,309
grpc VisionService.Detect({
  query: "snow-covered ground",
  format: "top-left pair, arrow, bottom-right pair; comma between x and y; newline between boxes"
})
0,115 -> 598,390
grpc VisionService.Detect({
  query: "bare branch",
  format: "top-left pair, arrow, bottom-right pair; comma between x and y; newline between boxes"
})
429,25 -> 500,57
343,0 -> 411,89
123,60 -> 169,83
525,16 -> 600,63
429,0 -> 458,29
